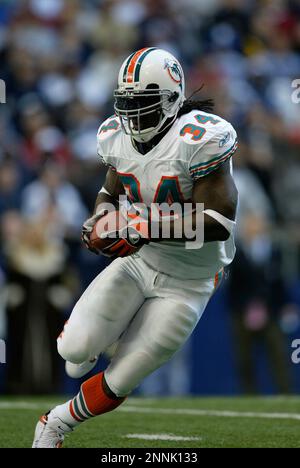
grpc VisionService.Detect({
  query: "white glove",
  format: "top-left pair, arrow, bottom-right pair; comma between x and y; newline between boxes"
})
81,209 -> 108,254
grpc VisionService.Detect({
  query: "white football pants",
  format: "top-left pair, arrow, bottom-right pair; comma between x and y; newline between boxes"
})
57,254 -> 219,397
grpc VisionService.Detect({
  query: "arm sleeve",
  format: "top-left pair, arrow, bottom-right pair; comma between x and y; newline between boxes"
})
189,123 -> 238,180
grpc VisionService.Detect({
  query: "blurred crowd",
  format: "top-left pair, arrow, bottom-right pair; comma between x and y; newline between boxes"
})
0,0 -> 300,394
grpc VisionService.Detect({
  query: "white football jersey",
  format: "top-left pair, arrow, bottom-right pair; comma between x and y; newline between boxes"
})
97,110 -> 238,279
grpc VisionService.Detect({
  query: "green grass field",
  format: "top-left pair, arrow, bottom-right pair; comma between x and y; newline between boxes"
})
0,396 -> 300,448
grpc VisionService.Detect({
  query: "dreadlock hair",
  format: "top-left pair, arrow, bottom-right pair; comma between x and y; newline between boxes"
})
177,85 -> 214,118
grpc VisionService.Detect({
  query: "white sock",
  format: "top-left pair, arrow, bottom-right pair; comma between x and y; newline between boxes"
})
53,400 -> 82,428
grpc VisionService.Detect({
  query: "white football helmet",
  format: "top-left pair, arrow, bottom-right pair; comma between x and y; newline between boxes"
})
114,48 -> 185,143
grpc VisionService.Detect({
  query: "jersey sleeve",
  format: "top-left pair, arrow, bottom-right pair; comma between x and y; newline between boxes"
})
97,115 -> 121,170
188,122 -> 238,180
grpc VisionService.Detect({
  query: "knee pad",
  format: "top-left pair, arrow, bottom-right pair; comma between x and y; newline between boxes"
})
57,327 -> 91,364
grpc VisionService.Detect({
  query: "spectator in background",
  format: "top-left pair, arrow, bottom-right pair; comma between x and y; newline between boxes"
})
0,267 -> 6,342
21,161 -> 88,240
1,211 -> 78,394
0,159 -> 22,215
18,98 -> 72,172
228,156 -> 294,394
228,213 -> 293,394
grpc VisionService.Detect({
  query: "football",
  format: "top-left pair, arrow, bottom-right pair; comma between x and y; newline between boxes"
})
89,210 -> 128,252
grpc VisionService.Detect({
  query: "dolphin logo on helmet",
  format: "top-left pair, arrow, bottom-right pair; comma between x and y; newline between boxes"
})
164,59 -> 183,89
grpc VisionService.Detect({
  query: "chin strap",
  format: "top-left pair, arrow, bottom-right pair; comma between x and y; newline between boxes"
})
132,112 -> 179,145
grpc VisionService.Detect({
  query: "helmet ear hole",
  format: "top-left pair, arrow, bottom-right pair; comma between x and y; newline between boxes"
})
168,92 -> 179,103
146,83 -> 159,90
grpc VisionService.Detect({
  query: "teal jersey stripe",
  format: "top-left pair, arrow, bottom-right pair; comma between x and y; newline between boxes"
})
191,153 -> 233,178
123,52 -> 135,82
190,140 -> 237,171
133,47 -> 157,82
191,147 -> 236,179
73,396 -> 88,421
218,270 -> 224,283
79,389 -> 94,418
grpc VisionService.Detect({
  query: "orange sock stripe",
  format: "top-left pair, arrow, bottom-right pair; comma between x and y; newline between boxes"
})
214,272 -> 218,289
69,400 -> 83,422
214,268 -> 224,289
81,372 -> 126,416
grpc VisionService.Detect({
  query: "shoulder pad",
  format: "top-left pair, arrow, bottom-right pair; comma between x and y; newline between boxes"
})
178,110 -> 231,147
97,115 -> 122,167
97,115 -> 122,143
177,111 -> 237,179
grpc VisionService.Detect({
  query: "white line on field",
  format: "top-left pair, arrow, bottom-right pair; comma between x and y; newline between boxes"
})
0,402 -> 42,409
124,434 -> 201,441
1,401 -> 300,422
119,406 -> 300,422
0,402 -> 58,409
126,398 -> 157,405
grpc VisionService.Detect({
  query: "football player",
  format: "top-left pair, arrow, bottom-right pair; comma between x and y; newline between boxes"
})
32,48 -> 238,448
